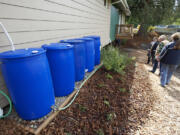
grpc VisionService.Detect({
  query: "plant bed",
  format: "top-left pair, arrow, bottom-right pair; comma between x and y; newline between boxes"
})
40,62 -> 138,135
40,63 -> 155,135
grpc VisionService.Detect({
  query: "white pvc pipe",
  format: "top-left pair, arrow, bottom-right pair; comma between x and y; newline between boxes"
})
0,22 -> 15,51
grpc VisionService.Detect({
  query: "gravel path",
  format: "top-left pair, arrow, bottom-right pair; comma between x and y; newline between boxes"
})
122,48 -> 180,135
136,65 -> 180,135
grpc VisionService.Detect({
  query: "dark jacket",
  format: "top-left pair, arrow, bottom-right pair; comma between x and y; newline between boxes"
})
159,42 -> 180,65
151,41 -> 159,56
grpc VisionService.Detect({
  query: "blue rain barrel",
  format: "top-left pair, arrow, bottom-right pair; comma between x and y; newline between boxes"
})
0,48 -> 55,120
61,40 -> 85,81
84,36 -> 101,65
42,43 -> 75,97
74,38 -> 95,72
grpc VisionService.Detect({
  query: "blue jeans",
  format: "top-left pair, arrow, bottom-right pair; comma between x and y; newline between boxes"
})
160,63 -> 178,86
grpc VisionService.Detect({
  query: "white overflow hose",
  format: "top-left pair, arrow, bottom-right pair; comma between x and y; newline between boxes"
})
0,22 -> 15,51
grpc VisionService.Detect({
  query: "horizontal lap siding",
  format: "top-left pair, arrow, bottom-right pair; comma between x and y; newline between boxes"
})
0,0 -> 111,107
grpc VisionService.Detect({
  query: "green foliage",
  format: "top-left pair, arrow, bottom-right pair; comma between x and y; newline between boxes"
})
127,0 -> 176,34
119,88 -> 127,93
101,46 -> 133,75
106,73 -> 113,79
77,104 -> 87,112
107,113 -> 113,121
173,18 -> 180,25
96,129 -> 104,135
104,100 -> 110,106
97,83 -> 106,88
106,112 -> 116,121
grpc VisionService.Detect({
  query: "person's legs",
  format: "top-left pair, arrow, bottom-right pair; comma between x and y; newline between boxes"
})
159,62 -> 162,76
147,55 -> 151,64
166,65 -> 178,84
160,63 -> 168,87
151,59 -> 158,73
151,55 -> 155,64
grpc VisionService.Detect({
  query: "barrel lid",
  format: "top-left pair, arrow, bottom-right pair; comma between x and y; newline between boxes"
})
62,39 -> 84,44
60,39 -> 71,43
42,43 -> 73,50
83,35 -> 100,39
75,38 -> 94,41
0,48 -> 45,59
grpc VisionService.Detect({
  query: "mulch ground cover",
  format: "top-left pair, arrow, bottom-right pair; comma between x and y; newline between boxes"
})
40,63 -> 155,135
0,62 -> 155,135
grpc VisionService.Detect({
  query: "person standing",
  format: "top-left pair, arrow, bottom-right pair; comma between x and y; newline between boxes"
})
150,35 -> 167,73
155,40 -> 170,75
157,32 -> 180,87
147,37 -> 158,64
150,36 -> 160,65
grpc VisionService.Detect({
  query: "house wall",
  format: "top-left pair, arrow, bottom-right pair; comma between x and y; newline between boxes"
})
0,0 -> 111,107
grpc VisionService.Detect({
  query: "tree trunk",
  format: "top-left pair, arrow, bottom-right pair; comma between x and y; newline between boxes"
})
137,24 -> 149,37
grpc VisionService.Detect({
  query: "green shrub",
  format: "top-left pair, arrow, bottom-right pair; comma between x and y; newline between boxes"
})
101,46 -> 133,75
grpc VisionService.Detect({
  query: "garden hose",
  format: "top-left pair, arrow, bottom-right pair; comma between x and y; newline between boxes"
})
59,64 -> 103,111
0,90 -> 12,119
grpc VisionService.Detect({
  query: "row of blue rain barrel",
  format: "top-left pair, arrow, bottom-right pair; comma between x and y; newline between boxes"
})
0,35 -> 101,120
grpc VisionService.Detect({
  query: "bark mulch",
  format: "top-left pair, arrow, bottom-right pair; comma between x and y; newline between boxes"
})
40,63 -> 155,135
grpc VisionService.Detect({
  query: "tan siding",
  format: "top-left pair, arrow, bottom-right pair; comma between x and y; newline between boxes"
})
0,0 -> 111,107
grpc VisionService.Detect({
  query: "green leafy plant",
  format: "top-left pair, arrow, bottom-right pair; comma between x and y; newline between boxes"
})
96,129 -> 104,135
106,112 -> 116,121
107,113 -> 113,121
106,73 -> 113,79
77,104 -> 87,112
104,100 -> 110,107
119,88 -> 126,93
97,83 -> 106,88
101,46 -> 133,75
